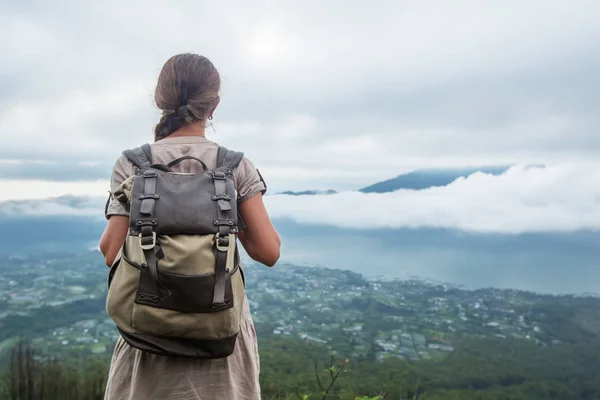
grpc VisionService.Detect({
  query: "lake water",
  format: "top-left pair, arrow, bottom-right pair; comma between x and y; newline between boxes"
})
1,216 -> 598,296
272,221 -> 600,295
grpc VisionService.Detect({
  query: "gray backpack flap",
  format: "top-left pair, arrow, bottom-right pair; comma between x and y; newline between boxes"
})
106,144 -> 246,359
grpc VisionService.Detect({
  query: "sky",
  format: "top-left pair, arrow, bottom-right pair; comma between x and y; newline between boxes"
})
1,0 -> 600,233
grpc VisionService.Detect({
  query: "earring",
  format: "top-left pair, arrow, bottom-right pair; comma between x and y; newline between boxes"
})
208,115 -> 213,120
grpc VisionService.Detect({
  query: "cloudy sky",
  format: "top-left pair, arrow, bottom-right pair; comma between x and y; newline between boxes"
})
1,0 -> 600,233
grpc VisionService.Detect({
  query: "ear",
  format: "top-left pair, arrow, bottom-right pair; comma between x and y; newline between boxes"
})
209,96 -> 221,118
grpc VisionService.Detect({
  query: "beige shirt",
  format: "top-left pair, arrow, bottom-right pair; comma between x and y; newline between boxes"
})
104,136 -> 266,400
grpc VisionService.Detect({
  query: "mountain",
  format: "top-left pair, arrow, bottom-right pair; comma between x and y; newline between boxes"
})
358,166 -> 511,193
275,189 -> 338,196
274,166 -> 511,196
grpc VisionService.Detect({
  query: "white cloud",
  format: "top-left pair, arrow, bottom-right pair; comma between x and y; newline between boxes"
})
0,200 -> 103,218
0,0 -> 599,190
2,163 -> 599,234
0,179 -> 109,202
264,163 -> 600,233
0,82 -> 155,157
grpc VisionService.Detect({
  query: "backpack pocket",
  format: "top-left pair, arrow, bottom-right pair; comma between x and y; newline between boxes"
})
130,267 -> 244,340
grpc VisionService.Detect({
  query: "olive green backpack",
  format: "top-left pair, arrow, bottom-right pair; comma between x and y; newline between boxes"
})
106,144 -> 246,358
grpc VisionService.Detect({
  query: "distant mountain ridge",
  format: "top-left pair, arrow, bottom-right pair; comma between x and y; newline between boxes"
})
275,165 -> 512,195
275,189 -> 338,196
0,165 -> 516,218
0,165 -> 521,216
359,165 -> 511,193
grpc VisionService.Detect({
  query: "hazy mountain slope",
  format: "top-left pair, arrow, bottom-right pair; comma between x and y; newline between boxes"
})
359,166 -> 510,193
271,166 -> 511,195
275,189 -> 338,196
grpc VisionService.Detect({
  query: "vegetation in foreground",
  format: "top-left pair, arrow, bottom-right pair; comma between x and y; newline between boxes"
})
1,331 -> 600,400
2,253 -> 600,399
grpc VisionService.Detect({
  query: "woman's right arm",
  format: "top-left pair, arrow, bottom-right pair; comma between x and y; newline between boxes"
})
237,193 -> 281,267
100,156 -> 131,266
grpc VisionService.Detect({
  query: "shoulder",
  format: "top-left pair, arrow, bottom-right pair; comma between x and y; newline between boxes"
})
236,155 -> 258,175
111,153 -> 134,178
199,141 -> 267,202
231,153 -> 267,203
215,145 -> 254,176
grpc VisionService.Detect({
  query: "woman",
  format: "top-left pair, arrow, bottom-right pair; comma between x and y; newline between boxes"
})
99,53 -> 281,400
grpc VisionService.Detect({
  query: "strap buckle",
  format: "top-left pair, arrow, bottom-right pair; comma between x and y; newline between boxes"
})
212,171 -> 227,180
215,233 -> 231,252
139,232 -> 157,250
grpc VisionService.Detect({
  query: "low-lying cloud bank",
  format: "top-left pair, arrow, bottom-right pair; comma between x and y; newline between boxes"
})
0,195 -> 105,218
264,163 -> 600,234
1,164 -> 599,234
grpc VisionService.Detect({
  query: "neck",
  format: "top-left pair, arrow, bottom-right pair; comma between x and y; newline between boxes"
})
169,121 -> 207,138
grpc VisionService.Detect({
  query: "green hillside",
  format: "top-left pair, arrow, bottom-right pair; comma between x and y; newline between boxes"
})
1,252 -> 600,399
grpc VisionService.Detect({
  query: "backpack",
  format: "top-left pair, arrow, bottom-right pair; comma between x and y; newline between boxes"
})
106,143 -> 246,359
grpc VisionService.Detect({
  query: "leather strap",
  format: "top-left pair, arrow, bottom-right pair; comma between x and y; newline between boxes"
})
136,145 -> 152,167
212,172 -> 231,212
217,146 -> 244,170
212,234 -> 229,306
123,144 -> 153,168
140,170 -> 158,216
138,168 -> 160,297
143,245 -> 160,296
216,146 -> 246,231
211,168 -> 235,306
167,156 -> 208,171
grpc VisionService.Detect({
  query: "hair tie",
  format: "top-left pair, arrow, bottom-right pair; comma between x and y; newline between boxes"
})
176,105 -> 189,118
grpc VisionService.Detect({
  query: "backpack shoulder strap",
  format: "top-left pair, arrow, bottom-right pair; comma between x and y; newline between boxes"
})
122,143 -> 152,168
216,145 -> 247,231
216,145 -> 244,170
